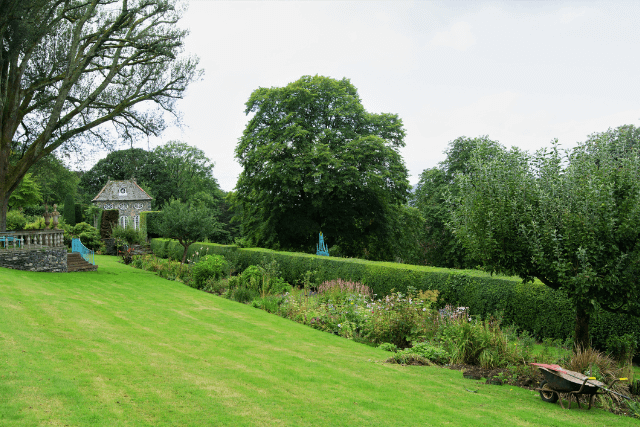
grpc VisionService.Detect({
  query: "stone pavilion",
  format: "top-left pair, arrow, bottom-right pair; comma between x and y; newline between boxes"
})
92,179 -> 153,230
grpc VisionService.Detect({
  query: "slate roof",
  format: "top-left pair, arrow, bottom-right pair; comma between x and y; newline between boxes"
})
92,179 -> 153,202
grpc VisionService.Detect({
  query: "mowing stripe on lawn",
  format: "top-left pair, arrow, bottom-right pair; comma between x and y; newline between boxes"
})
0,255 -> 635,426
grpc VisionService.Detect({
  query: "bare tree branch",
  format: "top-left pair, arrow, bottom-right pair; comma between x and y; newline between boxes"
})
0,0 -> 201,230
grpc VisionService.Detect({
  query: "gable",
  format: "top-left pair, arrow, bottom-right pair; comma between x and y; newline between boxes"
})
92,179 -> 153,202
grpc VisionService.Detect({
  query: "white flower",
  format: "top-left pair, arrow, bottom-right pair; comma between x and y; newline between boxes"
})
422,308 -> 427,312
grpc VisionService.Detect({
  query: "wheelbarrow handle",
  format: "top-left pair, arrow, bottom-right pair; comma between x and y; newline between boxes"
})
605,378 -> 628,388
600,378 -> 632,401
576,376 -> 596,394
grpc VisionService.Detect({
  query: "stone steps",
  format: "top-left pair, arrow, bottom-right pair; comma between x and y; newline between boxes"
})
67,252 -> 98,272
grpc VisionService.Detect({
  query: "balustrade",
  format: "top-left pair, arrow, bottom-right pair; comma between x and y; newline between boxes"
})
0,229 -> 64,249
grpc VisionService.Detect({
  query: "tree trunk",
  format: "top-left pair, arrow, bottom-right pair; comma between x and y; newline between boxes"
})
0,192 -> 7,232
181,243 -> 189,264
574,302 -> 591,350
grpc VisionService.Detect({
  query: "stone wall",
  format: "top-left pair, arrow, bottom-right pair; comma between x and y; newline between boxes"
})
0,247 -> 68,272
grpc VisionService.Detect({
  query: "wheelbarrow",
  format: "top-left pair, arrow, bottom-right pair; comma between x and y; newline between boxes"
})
531,363 -> 628,409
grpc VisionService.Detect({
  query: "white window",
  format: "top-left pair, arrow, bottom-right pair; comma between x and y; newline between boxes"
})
104,203 -> 113,209
133,215 -> 140,230
134,203 -> 144,210
119,187 -> 127,196
119,216 -> 128,228
118,203 -> 128,210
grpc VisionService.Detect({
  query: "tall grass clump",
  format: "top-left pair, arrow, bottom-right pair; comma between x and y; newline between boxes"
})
318,279 -> 372,300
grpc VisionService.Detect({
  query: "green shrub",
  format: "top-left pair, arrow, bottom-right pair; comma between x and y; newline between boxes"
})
377,343 -> 399,352
202,278 -> 228,295
70,222 -> 103,252
266,276 -> 291,296
251,295 -> 284,314
227,275 -> 241,291
111,225 -> 144,246
24,217 -> 46,230
6,210 -> 27,231
605,334 -> 637,365
436,314 -> 520,369
237,260 -> 291,297
386,353 -> 432,366
363,290 -> 436,348
402,342 -> 450,365
231,286 -> 257,304
150,238 -> 171,258
192,255 -> 228,289
240,265 -> 263,291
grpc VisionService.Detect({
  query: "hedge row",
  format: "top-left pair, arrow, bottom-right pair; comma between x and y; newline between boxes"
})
139,211 -> 162,241
149,238 -> 640,350
100,209 -> 119,238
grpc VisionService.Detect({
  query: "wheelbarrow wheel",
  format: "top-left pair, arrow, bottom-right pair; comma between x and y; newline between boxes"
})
539,381 -> 559,403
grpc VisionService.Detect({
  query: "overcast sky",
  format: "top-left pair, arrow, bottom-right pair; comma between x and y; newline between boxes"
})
125,0 -> 640,192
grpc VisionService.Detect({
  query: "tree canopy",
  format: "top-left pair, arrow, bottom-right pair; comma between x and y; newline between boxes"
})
157,199 -> 221,263
449,126 -> 640,348
28,155 -> 79,205
8,173 -> 42,209
0,0 -> 201,230
78,142 -> 221,209
234,75 -> 410,258
412,136 -> 502,268
153,140 -> 220,205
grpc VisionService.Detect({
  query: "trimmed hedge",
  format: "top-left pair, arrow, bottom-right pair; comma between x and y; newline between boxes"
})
141,211 -> 162,241
75,203 -> 83,225
149,238 -> 640,351
100,209 -> 119,238
63,194 -> 75,226
22,205 -> 45,217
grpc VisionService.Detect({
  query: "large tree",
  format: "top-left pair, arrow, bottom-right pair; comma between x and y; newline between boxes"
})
234,75 -> 410,258
0,0 -> 201,231
449,126 -> 640,348
153,140 -> 221,205
29,154 -> 79,205
412,136 -> 502,268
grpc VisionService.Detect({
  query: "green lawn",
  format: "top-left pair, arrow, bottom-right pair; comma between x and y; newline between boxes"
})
0,256 -> 635,426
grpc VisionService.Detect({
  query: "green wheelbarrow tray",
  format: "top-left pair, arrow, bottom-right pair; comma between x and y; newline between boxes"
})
530,363 -> 623,410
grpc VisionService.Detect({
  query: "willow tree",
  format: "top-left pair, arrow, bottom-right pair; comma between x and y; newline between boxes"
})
0,0 -> 201,231
450,126 -> 640,348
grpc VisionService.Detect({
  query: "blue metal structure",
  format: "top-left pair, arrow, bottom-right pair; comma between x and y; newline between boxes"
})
0,233 -> 23,248
316,232 -> 329,256
72,238 -> 95,265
